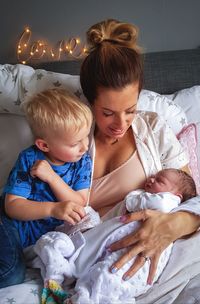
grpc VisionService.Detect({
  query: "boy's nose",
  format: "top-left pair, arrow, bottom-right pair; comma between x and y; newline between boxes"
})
81,141 -> 88,152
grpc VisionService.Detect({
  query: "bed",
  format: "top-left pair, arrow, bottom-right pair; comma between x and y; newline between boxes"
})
0,48 -> 200,303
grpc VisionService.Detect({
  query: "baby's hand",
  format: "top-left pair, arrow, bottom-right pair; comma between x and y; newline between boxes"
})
51,201 -> 86,225
30,160 -> 56,183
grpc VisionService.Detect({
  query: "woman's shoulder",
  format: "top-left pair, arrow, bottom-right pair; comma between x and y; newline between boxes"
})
135,110 -> 162,123
133,111 -> 166,134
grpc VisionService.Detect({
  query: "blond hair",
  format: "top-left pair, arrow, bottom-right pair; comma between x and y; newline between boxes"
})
80,19 -> 143,104
22,88 -> 93,139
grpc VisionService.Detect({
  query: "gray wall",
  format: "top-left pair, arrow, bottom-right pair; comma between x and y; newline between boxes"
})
1,0 -> 200,64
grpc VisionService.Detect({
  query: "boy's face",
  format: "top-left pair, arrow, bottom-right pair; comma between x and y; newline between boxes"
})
144,170 -> 179,194
43,124 -> 91,165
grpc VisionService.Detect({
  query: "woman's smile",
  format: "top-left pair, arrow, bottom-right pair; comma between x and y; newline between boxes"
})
109,126 -> 126,136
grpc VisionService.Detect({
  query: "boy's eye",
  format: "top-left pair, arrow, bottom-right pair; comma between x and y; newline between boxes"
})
70,143 -> 78,147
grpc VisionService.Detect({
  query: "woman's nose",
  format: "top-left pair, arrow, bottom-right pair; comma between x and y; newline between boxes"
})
114,114 -> 126,128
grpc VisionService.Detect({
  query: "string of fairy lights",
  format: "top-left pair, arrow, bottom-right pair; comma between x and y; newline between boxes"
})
17,27 -> 87,64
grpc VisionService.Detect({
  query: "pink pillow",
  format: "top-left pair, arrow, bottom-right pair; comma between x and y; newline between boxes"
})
177,123 -> 200,194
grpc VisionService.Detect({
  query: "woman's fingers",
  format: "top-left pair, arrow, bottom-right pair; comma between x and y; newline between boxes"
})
109,230 -> 140,251
147,254 -> 160,285
121,209 -> 160,224
122,254 -> 147,281
110,245 -> 161,283
110,242 -> 144,272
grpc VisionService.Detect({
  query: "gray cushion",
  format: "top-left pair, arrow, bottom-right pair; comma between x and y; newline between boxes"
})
144,48 -> 200,94
0,114 -> 33,193
32,48 -> 200,95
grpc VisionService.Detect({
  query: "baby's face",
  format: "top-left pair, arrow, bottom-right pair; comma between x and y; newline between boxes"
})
144,170 -> 179,194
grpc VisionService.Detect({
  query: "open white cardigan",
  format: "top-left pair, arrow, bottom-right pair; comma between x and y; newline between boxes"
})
87,110 -> 200,303
88,111 -> 200,216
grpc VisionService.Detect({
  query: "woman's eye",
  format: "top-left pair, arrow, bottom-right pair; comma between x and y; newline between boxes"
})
103,112 -> 113,117
126,111 -> 135,115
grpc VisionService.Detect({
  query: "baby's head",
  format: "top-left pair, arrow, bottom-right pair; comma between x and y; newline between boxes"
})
23,88 -> 93,164
145,168 -> 197,202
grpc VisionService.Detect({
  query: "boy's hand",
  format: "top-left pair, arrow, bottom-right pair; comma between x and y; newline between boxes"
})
51,201 -> 86,225
30,160 -> 56,183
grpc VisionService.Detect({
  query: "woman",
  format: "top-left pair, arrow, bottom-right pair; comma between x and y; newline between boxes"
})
80,19 -> 200,285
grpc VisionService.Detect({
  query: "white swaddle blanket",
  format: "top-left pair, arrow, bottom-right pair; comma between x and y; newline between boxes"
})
34,191 -> 181,304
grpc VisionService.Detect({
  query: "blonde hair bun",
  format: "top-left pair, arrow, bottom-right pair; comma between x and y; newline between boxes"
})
87,19 -> 142,53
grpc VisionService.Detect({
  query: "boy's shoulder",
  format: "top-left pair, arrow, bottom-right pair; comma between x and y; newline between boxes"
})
73,152 -> 92,172
18,145 -> 45,161
81,151 -> 92,161
79,152 -> 92,165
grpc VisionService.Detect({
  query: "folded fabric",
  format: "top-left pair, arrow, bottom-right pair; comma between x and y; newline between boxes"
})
62,206 -> 102,236
34,231 -> 86,284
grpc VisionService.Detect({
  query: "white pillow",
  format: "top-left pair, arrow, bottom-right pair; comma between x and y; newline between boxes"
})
0,64 -> 35,115
138,89 -> 188,135
165,85 -> 200,175
22,69 -> 86,105
0,64 -> 187,133
0,64 -> 87,115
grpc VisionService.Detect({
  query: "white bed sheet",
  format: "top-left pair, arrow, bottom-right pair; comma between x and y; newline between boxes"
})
0,268 -> 200,304
1,271 -> 200,304
0,269 -> 42,304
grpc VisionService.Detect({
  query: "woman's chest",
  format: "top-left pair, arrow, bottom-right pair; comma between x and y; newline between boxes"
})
93,139 -> 136,179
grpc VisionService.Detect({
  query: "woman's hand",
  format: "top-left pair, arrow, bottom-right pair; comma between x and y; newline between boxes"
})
108,209 -> 200,284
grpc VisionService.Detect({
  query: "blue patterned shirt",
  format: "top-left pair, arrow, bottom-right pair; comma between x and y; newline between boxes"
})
3,145 -> 92,247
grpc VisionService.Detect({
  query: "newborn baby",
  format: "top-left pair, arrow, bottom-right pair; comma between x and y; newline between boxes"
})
35,168 -> 197,304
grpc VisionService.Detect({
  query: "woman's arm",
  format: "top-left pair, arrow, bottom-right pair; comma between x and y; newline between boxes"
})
109,208 -> 200,284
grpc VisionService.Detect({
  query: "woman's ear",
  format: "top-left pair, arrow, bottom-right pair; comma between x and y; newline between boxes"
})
35,138 -> 49,152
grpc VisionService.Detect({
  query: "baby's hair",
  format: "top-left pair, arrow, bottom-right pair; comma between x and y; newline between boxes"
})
80,19 -> 143,104
164,168 -> 197,202
22,88 -> 93,139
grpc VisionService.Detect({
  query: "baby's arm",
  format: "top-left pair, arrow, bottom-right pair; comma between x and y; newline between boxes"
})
31,160 -> 88,206
125,191 -> 180,213
5,194 -> 85,225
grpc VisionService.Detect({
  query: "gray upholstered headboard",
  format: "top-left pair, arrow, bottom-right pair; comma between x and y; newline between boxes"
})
32,48 -> 200,95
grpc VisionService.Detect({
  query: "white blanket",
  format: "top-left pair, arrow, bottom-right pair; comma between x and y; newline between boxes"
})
1,231 -> 200,304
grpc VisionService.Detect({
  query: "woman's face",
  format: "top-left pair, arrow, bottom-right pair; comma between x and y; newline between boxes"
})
93,82 -> 139,140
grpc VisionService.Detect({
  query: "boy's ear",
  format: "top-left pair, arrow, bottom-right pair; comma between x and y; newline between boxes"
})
35,138 -> 49,152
